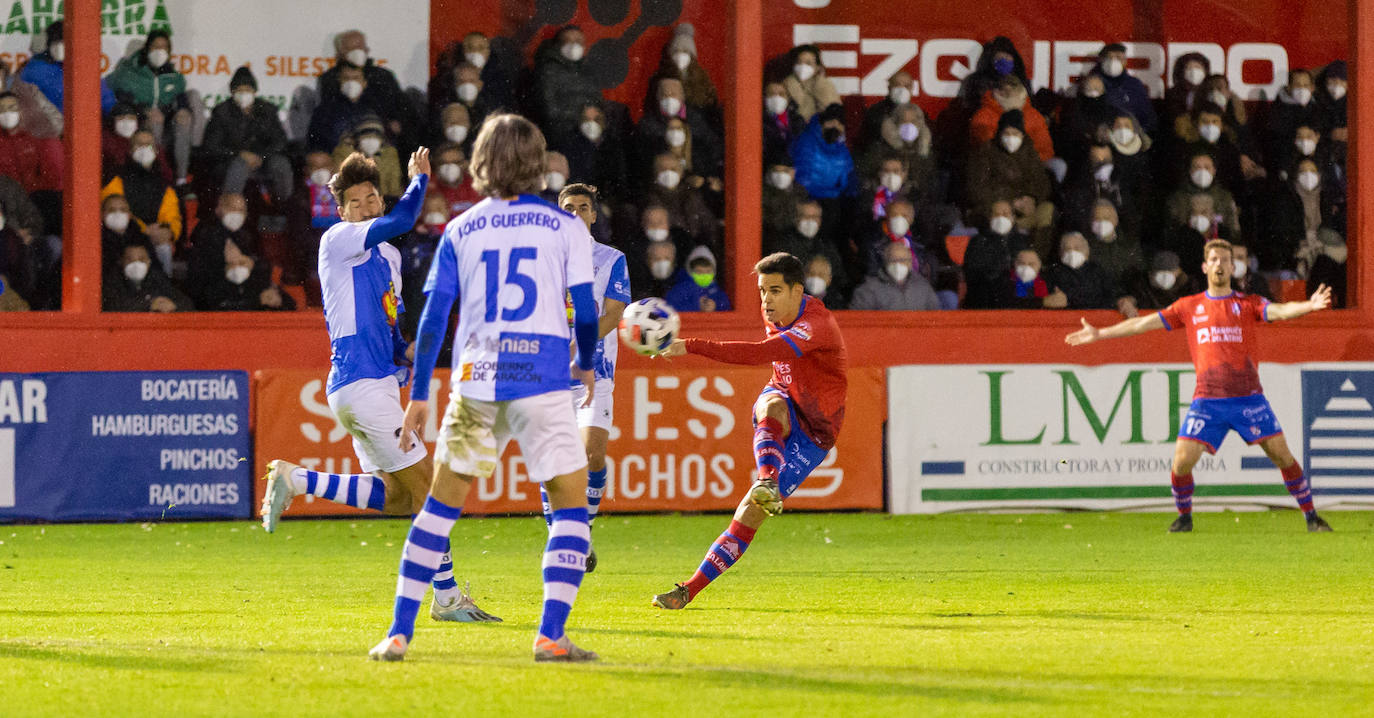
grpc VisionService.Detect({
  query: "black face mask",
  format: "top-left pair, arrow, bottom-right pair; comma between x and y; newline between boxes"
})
822,127 -> 843,144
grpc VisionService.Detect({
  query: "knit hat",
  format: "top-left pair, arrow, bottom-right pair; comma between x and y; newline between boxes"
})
686,245 -> 716,270
1151,250 -> 1180,271
818,103 -> 845,124
997,109 -> 1025,133
1100,42 -> 1126,57
230,65 -> 257,91
669,24 -> 697,58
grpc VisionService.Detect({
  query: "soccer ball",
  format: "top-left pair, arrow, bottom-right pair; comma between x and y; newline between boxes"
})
618,298 -> 680,356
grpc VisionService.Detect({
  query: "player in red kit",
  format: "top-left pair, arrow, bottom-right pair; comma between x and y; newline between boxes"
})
651,252 -> 848,609
1067,239 -> 1334,532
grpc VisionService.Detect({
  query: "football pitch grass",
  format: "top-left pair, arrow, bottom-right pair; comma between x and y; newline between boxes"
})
1,511 -> 1371,717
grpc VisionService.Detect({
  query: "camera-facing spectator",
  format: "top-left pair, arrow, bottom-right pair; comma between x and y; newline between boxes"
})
18,21 -> 116,115
636,76 -> 721,183
200,239 -> 295,311
107,29 -> 203,184
1262,157 -> 1342,272
962,199 -> 1028,309
1044,231 -> 1114,310
103,240 -> 190,313
532,26 -> 605,149
763,81 -> 805,166
1227,241 -> 1271,300
1163,191 -> 1232,275
1316,61 -> 1347,160
803,253 -> 847,310
970,74 -> 1055,163
0,91 -> 62,194
860,70 -> 915,148
285,152 -> 340,289
317,30 -> 416,146
666,245 -> 731,313
429,142 -> 481,218
764,199 -> 847,293
1062,142 -> 1135,242
859,103 -> 935,197
1006,248 -> 1066,309
644,152 -> 719,255
629,232 -> 679,302
965,110 -> 1054,258
761,158 -> 808,239
332,114 -> 401,199
101,129 -> 182,271
849,240 -> 939,311
1163,53 -> 1211,137
202,66 -> 293,204
1090,43 -> 1157,134
1129,250 -> 1194,310
186,192 -> 258,306
102,102 -> 171,183
792,103 -> 857,200
1057,74 -> 1116,168
307,64 -> 380,153
651,24 -> 721,132
430,61 -> 491,134
540,151 -> 570,204
99,193 -> 146,271
1265,69 -> 1324,174
783,44 -> 841,122
1166,153 -> 1240,242
1085,200 -> 1145,314
557,102 -> 629,204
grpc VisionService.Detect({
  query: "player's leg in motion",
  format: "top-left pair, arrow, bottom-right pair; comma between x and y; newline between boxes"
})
1257,435 -> 1332,532
1168,438 -> 1206,533
534,469 -> 597,661
539,423 -> 610,572
748,395 -> 790,515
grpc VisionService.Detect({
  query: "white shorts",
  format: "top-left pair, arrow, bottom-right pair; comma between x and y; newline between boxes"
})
434,390 -> 588,483
571,380 -> 614,432
327,376 -> 427,474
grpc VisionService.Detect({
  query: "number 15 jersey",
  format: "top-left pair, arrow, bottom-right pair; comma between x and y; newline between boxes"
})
425,194 -> 594,402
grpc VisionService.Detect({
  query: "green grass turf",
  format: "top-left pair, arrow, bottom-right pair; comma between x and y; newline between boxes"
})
0,511 -> 1371,717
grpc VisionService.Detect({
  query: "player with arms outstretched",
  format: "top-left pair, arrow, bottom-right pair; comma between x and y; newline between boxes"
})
651,252 -> 848,609
259,148 -> 497,621
369,114 -> 602,662
1067,239 -> 1334,532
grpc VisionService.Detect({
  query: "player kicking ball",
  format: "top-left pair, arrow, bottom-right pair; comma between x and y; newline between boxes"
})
536,182 -> 630,573
651,253 -> 848,609
1067,238 -> 1333,533
369,114 -> 602,662
260,148 -> 498,623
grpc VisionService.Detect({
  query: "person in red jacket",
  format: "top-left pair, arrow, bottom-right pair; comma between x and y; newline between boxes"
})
968,75 -> 1056,162
0,91 -> 63,193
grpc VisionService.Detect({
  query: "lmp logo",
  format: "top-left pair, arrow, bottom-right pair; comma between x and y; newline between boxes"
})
1301,371 -> 1374,490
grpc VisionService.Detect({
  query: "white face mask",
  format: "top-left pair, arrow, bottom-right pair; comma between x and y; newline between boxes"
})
0,111 -> 19,131
49,41 -> 64,62
147,48 -> 170,68
466,52 -> 487,69
579,120 -> 602,142
765,95 -> 788,116
226,265 -> 251,285
650,258 -> 674,279
123,260 -> 149,282
898,122 -> 920,143
424,211 -> 448,227
341,80 -> 364,101
804,276 -> 828,296
1094,163 -> 1115,182
132,145 -> 157,168
989,216 -> 1014,236
234,91 -> 255,109
115,118 -> 139,138
561,43 -> 585,62
888,215 -> 910,236
346,49 -> 368,67
1102,58 -> 1125,77
445,124 -> 468,144
665,128 -> 686,148
1198,123 -> 1221,143
1153,270 -> 1177,290
1191,169 -> 1214,188
659,96 -> 682,117
457,82 -> 479,103
1232,259 -> 1248,278
545,171 -> 566,192
646,227 -> 670,242
1061,249 -> 1086,269
1189,215 -> 1211,233
656,169 -> 681,189
1015,264 -> 1038,283
1295,138 -> 1317,156
1291,87 -> 1312,105
672,51 -> 691,71
1298,170 -> 1320,191
889,86 -> 911,105
1082,88 -> 1103,99
886,262 -> 911,283
1093,219 -> 1115,239
1327,83 -> 1347,101
358,136 -> 382,156
793,63 -> 816,82
1111,127 -> 1136,146
769,171 -> 793,190
104,211 -> 131,233
796,218 -> 820,238
1001,133 -> 1023,153
1184,66 -> 1206,86
438,163 -> 462,185
310,168 -> 332,186
221,211 -> 246,232
880,172 -> 904,192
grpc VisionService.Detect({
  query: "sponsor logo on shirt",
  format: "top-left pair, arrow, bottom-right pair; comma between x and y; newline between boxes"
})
382,283 -> 399,327
1196,326 -> 1244,344
789,321 -> 813,342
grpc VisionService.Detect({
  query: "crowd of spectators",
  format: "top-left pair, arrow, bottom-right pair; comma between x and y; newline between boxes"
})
0,24 -> 1352,315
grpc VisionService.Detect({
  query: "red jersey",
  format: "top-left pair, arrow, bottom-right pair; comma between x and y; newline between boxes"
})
684,296 -> 848,448
1157,290 -> 1271,399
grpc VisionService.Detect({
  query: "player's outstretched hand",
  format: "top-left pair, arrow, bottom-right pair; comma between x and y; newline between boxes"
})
1308,283 -> 1332,313
654,339 -> 686,359
399,399 -> 429,451
571,364 -> 595,406
408,146 -> 431,179
1065,317 -> 1099,346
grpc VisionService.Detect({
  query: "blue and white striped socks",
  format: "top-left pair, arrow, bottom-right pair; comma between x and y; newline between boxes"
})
538,507 -> 590,641
541,468 -> 608,526
290,467 -> 385,511
388,497 -> 462,639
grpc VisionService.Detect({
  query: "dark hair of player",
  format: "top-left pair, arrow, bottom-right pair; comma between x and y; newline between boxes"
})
1204,238 -> 1233,258
755,252 -> 805,287
470,113 -> 547,197
558,182 -> 598,207
328,152 -> 380,206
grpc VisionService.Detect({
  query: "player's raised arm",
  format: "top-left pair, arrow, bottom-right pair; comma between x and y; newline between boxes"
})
363,147 -> 431,249
1065,312 -> 1165,346
1264,283 -> 1331,321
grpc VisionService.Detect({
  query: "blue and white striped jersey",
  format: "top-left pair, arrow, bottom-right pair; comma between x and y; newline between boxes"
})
570,241 -> 630,384
319,218 -> 405,395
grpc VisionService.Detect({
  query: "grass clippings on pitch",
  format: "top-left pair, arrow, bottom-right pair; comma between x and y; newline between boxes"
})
0,512 -> 1370,717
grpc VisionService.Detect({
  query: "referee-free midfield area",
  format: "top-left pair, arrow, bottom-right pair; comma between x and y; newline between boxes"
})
0,512 -> 1369,717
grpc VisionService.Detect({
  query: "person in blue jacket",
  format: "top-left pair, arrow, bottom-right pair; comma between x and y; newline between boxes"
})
1090,43 -> 1157,135
19,21 -> 116,114
789,102 -> 857,200
666,245 -> 732,312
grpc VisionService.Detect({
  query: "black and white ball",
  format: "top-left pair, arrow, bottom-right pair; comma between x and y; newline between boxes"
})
618,297 -> 681,356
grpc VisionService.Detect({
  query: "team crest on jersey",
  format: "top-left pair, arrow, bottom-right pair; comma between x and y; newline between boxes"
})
382,283 -> 399,327
460,363 -> 474,381
789,321 -> 813,341
1195,305 -> 1205,314
1231,302 -> 1241,316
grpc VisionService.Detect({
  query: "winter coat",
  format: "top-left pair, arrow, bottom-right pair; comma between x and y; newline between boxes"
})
102,264 -> 191,312
107,54 -> 187,111
962,229 -> 1028,309
848,266 -> 939,311
968,88 -> 1056,162
964,139 -> 1050,215
1092,68 -> 1157,134
0,129 -> 63,193
202,98 -> 289,165
100,164 -> 182,240
790,116 -> 857,200
783,71 -> 841,122
763,105 -> 805,166
306,97 -> 380,153
19,51 -> 116,113
1045,260 -> 1115,309
532,43 -> 605,147
558,132 -> 630,204
665,270 -> 732,312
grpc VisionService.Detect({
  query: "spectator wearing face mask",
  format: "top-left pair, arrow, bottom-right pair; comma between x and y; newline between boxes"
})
650,24 -> 722,133
285,152 -> 339,291
1090,43 -> 1157,135
533,26 -> 607,149
307,65 -> 380,153
1227,242 -> 1271,300
317,30 -> 416,148
1163,192 -> 1232,275
1163,53 -> 1212,136
431,103 -> 473,155
102,241 -> 190,313
957,37 -> 1031,107
186,192 -> 258,307
783,44 -> 841,122
765,199 -> 847,293
1265,158 -> 1343,274
1166,153 -> 1239,238
1265,70 -> 1325,173
1306,227 -> 1347,307
1005,249 -> 1066,309
792,103 -> 858,201
1176,102 -> 1259,195
763,81 -> 805,166
660,116 -> 723,208
860,196 -> 938,289
862,156 -> 917,223
1104,110 -> 1154,220
101,103 -> 171,183
1084,200 -> 1145,314
1315,61 -> 1348,164
430,32 -> 516,116
643,152 -> 719,256
962,199 -> 1027,309
1062,143 -> 1133,243
99,193 -> 147,272
106,29 -> 203,184
101,129 -> 182,265
18,21 -> 116,115
202,66 -> 293,204
860,71 -> 916,149
802,253 -> 848,310
0,91 -> 62,194
966,110 -> 1055,259
630,232 -> 678,301
859,103 -> 936,197
392,191 -> 453,337
849,241 -> 939,311
332,114 -> 401,198
666,245 -> 732,313
1128,250 -> 1194,310
1043,231 -> 1114,310
1057,75 -> 1117,169
557,102 -> 629,204
969,74 -> 1056,163
762,160 -> 808,239
426,143 -> 480,218
199,239 -> 294,311
430,62 -> 491,134
636,77 -> 721,185
539,151 -> 571,205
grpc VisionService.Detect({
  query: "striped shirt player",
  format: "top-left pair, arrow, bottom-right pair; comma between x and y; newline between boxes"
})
652,253 -> 848,610
1066,238 -> 1333,533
